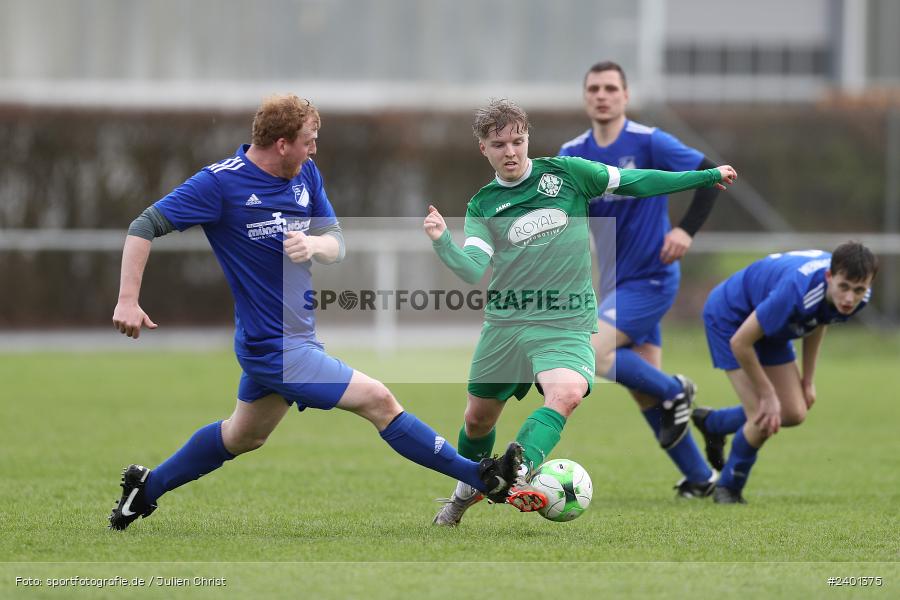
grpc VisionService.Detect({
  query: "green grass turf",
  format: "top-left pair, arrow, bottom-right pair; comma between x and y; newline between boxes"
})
1,326 -> 898,598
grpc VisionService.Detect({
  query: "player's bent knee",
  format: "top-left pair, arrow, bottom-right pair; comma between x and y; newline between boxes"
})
371,382 -> 399,410
463,411 -> 496,437
757,426 -> 776,441
545,389 -> 583,417
239,435 -> 268,453
353,381 -> 402,427
224,431 -> 268,455
781,410 -> 806,427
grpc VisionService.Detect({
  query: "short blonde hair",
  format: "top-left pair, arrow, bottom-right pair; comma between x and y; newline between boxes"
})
251,94 -> 320,146
472,99 -> 530,140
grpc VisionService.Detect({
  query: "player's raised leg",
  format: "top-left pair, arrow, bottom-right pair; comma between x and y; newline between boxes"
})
515,367 -> 587,477
495,367 -> 587,514
337,370 -> 542,508
434,323 -> 552,526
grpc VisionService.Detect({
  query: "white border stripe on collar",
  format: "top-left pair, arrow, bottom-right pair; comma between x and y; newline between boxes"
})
464,236 -> 494,257
605,166 -> 621,192
494,159 -> 533,187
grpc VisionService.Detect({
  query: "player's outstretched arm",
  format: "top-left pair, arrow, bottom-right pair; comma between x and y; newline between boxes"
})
424,205 -> 490,284
730,311 -> 781,435
615,165 -> 737,198
113,235 -> 158,339
713,165 -> 737,189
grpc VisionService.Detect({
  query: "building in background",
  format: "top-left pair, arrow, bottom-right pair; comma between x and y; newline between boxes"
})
0,0 -> 897,332
0,0 -> 897,110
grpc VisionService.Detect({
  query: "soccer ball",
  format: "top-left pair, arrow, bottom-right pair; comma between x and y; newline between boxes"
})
529,459 -> 593,522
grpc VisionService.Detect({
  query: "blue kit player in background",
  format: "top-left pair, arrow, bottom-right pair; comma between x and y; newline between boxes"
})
108,94 -> 544,530
559,61 -> 724,498
693,243 -> 877,503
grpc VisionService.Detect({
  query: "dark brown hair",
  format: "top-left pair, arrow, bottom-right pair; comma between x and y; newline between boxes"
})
584,61 -> 627,89
831,241 -> 878,281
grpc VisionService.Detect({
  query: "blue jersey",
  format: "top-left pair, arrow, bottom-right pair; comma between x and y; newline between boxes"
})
559,120 -> 703,295
155,145 -> 338,357
705,250 -> 870,340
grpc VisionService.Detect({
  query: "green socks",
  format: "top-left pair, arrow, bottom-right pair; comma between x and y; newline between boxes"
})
515,406 -> 567,473
456,405 -> 567,473
457,425 -> 496,461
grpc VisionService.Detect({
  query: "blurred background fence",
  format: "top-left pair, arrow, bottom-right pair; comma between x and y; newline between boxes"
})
1,0 -> 898,336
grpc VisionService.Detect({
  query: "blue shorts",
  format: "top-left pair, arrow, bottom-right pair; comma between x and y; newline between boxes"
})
597,276 -> 679,347
702,293 -> 796,371
236,343 -> 354,411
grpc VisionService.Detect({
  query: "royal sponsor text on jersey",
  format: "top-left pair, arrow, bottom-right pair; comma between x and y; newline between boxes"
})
507,208 -> 568,247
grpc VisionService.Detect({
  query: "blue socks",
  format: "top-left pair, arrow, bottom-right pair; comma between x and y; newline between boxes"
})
144,421 -> 235,505
718,426 -> 759,491
380,412 -> 484,492
606,348 -> 683,400
143,414 -> 486,504
605,349 -> 708,481
642,406 -> 713,483
704,406 -> 747,435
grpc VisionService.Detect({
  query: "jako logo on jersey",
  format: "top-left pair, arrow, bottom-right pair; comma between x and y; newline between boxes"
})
495,202 -> 511,213
507,208 -> 568,247
537,173 -> 562,197
293,184 -> 310,207
245,212 -> 309,240
246,194 -> 262,206
433,436 -> 445,454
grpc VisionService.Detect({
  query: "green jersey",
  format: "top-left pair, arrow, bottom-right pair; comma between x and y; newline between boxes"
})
433,156 -> 721,331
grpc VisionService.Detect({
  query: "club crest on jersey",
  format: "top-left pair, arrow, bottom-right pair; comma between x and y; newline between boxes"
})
293,184 -> 310,207
537,174 -> 562,197
507,208 -> 568,247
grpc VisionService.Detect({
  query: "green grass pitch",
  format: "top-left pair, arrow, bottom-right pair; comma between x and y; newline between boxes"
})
1,327 -> 897,598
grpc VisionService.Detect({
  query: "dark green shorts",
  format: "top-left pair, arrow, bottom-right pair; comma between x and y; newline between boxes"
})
467,322 -> 595,401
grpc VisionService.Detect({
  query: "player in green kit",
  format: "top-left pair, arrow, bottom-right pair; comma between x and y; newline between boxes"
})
424,99 -> 737,525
